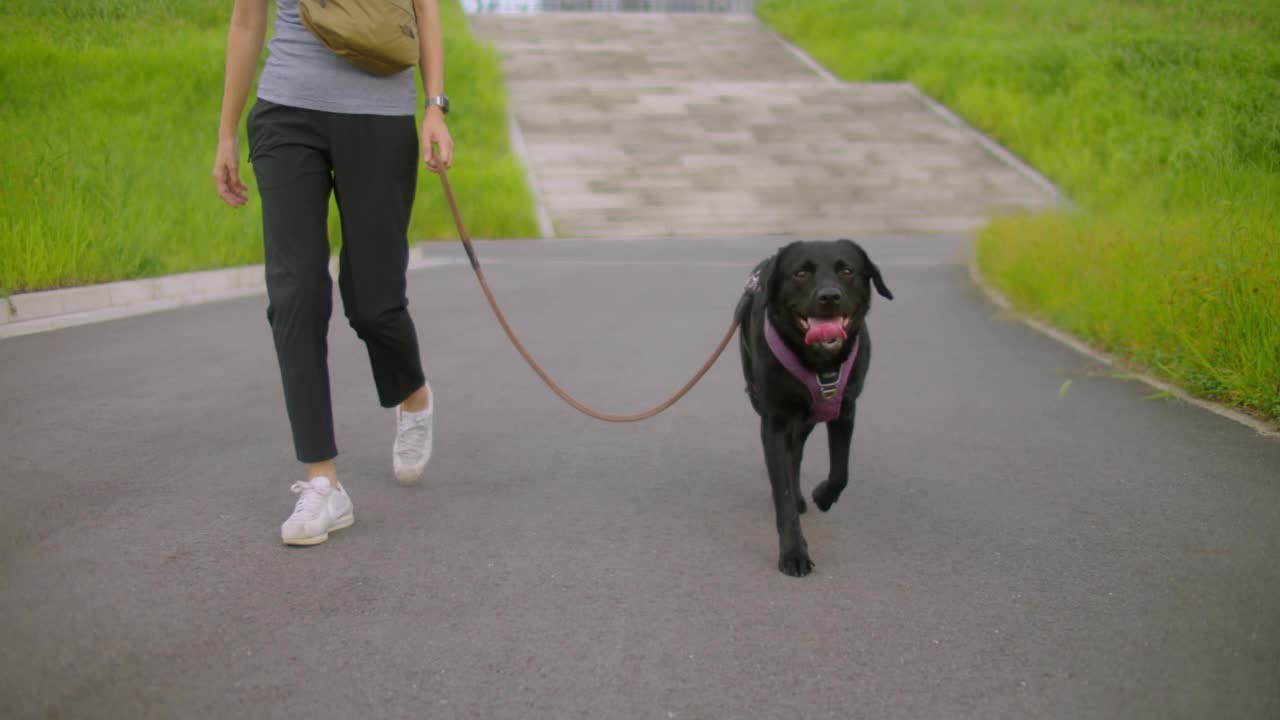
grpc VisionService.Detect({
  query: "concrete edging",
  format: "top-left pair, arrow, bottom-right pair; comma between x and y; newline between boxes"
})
506,108 -> 557,239
905,85 -> 1070,206
0,245 -> 461,340
968,258 -> 1280,439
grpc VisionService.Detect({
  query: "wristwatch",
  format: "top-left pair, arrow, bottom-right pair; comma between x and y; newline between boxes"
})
425,95 -> 450,115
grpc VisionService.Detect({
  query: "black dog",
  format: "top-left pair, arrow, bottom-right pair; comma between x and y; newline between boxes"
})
735,240 -> 893,576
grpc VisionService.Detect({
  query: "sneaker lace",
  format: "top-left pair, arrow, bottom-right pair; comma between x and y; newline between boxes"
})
288,481 -> 326,520
397,413 -> 431,461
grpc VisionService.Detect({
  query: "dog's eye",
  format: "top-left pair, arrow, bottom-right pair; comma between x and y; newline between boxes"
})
793,270 -> 811,280
838,267 -> 854,277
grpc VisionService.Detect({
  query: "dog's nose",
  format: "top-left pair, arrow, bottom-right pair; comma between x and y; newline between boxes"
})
817,287 -> 843,305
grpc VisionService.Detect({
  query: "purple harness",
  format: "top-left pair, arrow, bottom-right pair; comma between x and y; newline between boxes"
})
764,314 -> 860,423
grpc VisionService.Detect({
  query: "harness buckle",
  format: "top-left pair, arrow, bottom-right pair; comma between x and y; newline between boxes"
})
816,372 -> 840,400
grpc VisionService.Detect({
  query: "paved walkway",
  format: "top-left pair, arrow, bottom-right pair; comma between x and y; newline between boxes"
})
2,10 -> 1278,720
468,12 -> 1062,238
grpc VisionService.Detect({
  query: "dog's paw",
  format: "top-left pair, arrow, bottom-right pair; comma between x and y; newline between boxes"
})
778,548 -> 815,577
812,480 -> 840,512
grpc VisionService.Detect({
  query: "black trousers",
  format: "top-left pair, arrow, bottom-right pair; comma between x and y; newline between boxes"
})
247,99 -> 426,463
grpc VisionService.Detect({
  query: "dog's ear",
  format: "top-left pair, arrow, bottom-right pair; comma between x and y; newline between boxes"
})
841,239 -> 894,300
867,256 -> 893,300
766,241 -> 802,301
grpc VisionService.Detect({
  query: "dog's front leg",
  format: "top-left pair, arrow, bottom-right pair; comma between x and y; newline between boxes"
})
792,423 -> 814,515
762,417 -> 814,577
813,413 -> 855,512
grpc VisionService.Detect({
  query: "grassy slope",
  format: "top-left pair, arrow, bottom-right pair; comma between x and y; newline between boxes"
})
758,0 -> 1280,421
0,0 -> 538,294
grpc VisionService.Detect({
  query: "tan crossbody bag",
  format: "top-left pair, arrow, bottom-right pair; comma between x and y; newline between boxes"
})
298,0 -> 420,77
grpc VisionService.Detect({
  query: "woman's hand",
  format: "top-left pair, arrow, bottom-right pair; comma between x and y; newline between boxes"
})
214,0 -> 266,207
422,108 -> 453,173
213,136 -> 249,207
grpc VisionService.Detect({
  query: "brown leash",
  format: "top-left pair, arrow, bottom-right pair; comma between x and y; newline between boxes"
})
437,169 -> 739,422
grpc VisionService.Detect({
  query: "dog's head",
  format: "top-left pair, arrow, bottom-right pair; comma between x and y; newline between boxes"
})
766,239 -> 893,354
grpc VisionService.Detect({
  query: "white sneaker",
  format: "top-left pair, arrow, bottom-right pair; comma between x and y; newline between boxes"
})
393,385 -> 434,484
280,477 -> 354,546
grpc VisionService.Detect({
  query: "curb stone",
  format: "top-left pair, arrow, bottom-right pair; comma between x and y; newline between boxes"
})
968,258 -> 1280,439
0,243 -> 468,340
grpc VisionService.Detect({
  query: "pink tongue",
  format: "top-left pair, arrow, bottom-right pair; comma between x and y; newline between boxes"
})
805,319 -> 847,345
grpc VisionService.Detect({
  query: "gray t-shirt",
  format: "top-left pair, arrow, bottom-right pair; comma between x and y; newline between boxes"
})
256,0 -> 417,116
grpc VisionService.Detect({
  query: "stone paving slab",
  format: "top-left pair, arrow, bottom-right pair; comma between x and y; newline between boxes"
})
469,13 -> 1064,239
471,13 -> 817,82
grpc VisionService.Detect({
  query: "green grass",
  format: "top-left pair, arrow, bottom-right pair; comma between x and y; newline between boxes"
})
759,0 -> 1280,422
0,0 -> 538,294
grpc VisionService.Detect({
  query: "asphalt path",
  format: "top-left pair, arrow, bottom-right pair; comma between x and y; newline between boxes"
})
2,236 -> 1278,719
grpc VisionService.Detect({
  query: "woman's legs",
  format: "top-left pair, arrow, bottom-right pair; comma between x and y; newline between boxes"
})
249,101 -> 356,545
327,111 -> 435,484
248,102 -> 436,546
248,101 -> 342,470
327,111 -> 427,410
401,386 -> 429,412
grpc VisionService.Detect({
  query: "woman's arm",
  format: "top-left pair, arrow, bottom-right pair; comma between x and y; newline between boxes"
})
415,0 -> 453,171
214,0 -> 268,206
